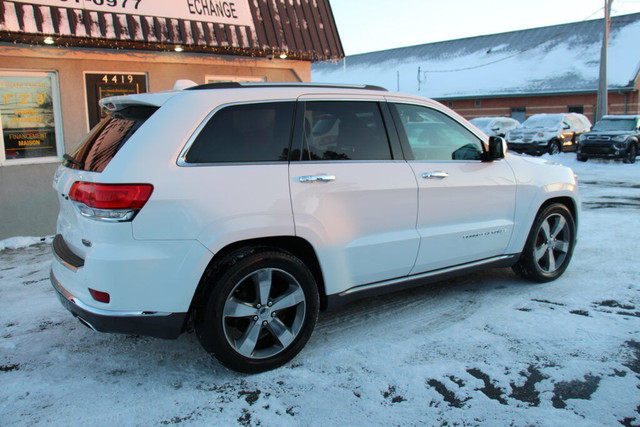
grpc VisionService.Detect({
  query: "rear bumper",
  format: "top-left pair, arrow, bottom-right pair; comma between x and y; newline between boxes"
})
50,269 -> 186,339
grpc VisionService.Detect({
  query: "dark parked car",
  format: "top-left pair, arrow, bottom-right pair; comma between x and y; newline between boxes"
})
576,115 -> 639,163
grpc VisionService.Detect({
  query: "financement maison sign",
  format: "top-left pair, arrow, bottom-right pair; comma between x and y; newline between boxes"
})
12,0 -> 254,26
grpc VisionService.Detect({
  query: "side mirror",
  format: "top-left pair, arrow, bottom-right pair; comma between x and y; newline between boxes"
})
483,136 -> 507,162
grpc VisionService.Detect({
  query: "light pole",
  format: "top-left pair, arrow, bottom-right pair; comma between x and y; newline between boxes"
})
596,0 -> 613,122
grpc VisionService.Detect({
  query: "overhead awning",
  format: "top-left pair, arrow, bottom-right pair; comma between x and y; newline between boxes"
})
0,0 -> 344,61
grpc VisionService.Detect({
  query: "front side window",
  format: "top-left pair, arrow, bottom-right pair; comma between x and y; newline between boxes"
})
393,104 -> 483,161
298,101 -> 392,161
0,71 -> 63,164
185,102 -> 295,164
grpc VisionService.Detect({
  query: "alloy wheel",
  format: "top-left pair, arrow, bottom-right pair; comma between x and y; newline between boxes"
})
534,213 -> 571,273
222,268 -> 307,359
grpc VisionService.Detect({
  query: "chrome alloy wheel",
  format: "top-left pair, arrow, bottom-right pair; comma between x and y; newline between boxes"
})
534,213 -> 571,274
222,268 -> 307,359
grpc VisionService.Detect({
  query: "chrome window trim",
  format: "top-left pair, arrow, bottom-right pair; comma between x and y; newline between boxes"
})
177,99 -> 296,167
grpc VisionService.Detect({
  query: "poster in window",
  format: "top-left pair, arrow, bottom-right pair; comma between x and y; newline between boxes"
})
0,75 -> 57,160
85,73 -> 148,129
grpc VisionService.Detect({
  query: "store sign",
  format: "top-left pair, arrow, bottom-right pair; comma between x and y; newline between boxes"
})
85,73 -> 147,129
0,75 -> 58,160
12,0 -> 254,27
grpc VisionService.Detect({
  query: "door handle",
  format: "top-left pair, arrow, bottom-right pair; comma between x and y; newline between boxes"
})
299,174 -> 336,183
421,172 -> 449,179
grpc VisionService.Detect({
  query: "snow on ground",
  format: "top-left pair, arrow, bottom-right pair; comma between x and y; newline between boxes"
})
1,153 -> 639,426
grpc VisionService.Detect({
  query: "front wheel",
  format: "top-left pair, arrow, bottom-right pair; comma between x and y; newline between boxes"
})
548,140 -> 562,155
577,154 -> 588,162
195,248 -> 319,373
623,144 -> 637,164
513,204 -> 576,282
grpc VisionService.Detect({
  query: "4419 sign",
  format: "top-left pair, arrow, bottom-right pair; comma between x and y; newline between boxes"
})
101,74 -> 137,84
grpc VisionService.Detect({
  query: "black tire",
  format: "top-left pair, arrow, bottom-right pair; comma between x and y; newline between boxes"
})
623,144 -> 637,164
548,140 -> 561,155
512,203 -> 576,283
577,155 -> 588,162
195,247 -> 319,373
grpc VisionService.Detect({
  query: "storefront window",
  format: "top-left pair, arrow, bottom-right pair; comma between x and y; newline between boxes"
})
0,71 -> 62,164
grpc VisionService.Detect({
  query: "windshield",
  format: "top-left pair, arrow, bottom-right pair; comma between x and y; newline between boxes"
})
470,118 -> 493,128
592,118 -> 636,132
521,115 -> 563,129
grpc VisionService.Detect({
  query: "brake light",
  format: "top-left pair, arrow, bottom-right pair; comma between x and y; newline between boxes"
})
69,182 -> 153,222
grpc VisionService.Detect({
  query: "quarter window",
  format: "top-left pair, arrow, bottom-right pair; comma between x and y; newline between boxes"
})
393,104 -> 483,161
298,101 -> 392,161
185,102 -> 295,164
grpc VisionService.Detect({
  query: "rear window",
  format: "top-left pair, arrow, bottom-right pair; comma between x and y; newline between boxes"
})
64,106 -> 157,172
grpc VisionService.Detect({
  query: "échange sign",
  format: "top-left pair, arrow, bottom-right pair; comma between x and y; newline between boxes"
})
12,0 -> 254,27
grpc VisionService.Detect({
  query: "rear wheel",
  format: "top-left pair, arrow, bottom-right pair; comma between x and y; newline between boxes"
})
623,144 -> 637,164
513,204 -> 576,282
195,247 -> 319,373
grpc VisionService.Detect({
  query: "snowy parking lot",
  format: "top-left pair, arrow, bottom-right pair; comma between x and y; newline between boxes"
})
1,153 -> 639,426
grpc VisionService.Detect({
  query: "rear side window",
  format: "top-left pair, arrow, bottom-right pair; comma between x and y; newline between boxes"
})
297,101 -> 392,161
184,102 -> 295,164
65,106 -> 157,172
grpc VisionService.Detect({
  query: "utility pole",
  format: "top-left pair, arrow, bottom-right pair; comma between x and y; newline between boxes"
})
596,0 -> 613,121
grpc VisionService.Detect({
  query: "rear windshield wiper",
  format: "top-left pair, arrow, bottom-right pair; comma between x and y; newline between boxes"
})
63,154 -> 83,168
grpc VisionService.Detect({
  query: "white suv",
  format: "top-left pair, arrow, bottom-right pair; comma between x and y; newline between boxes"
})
51,83 -> 579,373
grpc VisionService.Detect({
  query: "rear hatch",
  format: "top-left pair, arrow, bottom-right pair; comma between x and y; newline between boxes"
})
53,93 -> 173,259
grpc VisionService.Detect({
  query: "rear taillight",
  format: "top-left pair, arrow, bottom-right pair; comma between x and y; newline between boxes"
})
69,182 -> 153,222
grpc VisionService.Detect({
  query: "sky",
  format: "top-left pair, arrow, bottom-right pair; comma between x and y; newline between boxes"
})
328,0 -> 640,55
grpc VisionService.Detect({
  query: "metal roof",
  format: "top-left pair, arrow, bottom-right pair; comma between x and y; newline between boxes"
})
0,0 -> 344,61
313,13 -> 640,98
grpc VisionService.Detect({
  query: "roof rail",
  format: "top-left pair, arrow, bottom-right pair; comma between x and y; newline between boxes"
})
184,82 -> 388,92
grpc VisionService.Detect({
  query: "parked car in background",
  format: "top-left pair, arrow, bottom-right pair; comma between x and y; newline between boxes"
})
506,113 -> 591,156
576,115 -> 639,163
469,116 -> 521,137
50,82 -> 580,373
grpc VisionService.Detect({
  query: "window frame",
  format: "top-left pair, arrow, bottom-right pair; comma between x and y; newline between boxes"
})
388,102 -> 487,162
177,99 -> 297,166
0,69 -> 65,167
290,100 -> 403,162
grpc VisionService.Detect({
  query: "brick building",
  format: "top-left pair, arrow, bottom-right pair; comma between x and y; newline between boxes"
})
0,0 -> 343,239
312,13 -> 640,123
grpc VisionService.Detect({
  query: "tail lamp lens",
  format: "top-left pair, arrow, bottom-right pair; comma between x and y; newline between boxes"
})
69,182 -> 153,222
69,182 -> 153,210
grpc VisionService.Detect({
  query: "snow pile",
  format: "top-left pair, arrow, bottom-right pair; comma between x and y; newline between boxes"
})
0,235 -> 52,252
